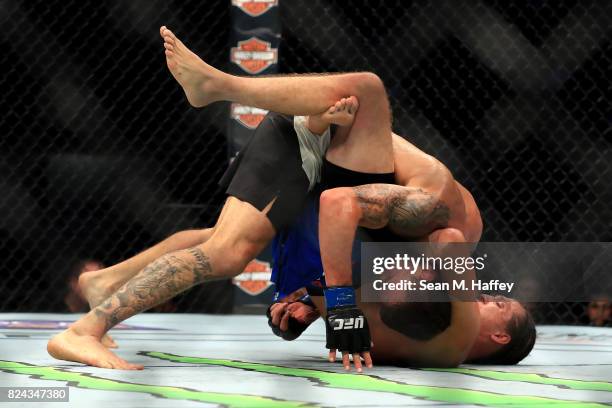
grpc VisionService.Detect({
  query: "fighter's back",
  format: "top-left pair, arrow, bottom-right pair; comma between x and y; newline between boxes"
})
392,133 -> 482,242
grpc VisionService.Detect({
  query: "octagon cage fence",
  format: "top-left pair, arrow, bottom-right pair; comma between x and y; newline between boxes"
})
1,0 -> 611,326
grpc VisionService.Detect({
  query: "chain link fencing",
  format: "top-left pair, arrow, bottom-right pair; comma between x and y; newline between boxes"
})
1,1 -> 610,325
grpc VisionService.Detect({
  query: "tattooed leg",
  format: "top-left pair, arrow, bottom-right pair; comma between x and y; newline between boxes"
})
47,247 -> 211,370
48,197 -> 274,369
76,228 -> 213,349
93,248 -> 212,333
319,184 -> 450,286
79,229 -> 214,311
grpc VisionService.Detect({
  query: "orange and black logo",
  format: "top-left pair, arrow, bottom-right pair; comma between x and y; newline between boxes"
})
232,259 -> 273,296
230,37 -> 278,75
231,103 -> 268,129
232,0 -> 278,17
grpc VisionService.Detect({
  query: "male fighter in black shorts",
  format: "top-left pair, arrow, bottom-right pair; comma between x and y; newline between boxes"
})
47,26 -> 395,369
47,26 -> 534,370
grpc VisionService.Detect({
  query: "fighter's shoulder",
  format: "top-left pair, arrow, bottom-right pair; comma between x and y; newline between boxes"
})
454,181 -> 483,242
391,133 -> 416,155
392,134 -> 449,169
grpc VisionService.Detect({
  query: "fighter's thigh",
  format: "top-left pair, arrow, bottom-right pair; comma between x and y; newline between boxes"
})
212,197 -> 232,228
326,78 -> 393,173
202,196 -> 276,275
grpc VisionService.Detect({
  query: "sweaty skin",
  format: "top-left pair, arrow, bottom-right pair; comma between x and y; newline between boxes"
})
308,290 -> 522,367
273,99 -> 486,367
348,157 -> 484,367
389,133 -> 483,244
278,119 -> 527,365
320,134 -> 482,287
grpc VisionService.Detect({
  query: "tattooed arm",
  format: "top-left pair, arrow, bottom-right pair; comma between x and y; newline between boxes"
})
352,184 -> 450,238
93,247 -> 212,333
320,184 -> 450,287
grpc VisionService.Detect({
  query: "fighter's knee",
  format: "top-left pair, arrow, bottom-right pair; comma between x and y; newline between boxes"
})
233,239 -> 261,265
319,188 -> 359,217
204,238 -> 261,278
355,72 -> 386,98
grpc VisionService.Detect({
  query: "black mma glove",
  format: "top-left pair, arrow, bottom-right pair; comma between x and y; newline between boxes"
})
324,286 -> 371,354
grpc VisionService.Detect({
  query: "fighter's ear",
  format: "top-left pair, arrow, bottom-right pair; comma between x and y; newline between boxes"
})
490,332 -> 511,345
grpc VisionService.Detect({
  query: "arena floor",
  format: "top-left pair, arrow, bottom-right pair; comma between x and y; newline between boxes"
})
0,314 -> 610,407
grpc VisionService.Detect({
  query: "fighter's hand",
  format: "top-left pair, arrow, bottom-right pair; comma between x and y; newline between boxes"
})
326,322 -> 373,373
268,302 -> 291,336
324,286 -> 373,372
267,297 -> 320,341
328,349 -> 373,372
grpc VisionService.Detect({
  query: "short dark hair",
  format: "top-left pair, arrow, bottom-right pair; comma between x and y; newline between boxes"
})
472,305 -> 536,365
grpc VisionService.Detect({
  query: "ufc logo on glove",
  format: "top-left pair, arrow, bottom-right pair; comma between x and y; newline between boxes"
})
331,316 -> 365,330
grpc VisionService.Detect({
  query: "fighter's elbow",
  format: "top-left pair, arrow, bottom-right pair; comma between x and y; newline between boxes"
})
434,227 -> 466,243
319,188 -> 360,219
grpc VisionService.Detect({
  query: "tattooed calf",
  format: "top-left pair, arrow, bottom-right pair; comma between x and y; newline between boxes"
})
94,247 -> 212,332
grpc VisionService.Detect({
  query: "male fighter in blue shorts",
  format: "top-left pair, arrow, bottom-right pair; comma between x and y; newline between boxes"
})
266,100 -> 535,370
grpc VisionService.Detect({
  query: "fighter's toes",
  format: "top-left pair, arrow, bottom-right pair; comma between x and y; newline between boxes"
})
333,101 -> 342,113
114,358 -> 143,371
346,96 -> 359,114
164,35 -> 175,47
126,362 -> 144,370
161,27 -> 174,39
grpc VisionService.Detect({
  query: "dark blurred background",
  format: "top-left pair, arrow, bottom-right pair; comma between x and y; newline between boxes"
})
0,0 -> 610,325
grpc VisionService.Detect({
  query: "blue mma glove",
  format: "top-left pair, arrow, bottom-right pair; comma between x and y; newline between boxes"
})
324,286 -> 371,353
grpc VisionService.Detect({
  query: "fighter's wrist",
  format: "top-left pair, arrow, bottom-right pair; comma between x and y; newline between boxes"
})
324,286 -> 356,310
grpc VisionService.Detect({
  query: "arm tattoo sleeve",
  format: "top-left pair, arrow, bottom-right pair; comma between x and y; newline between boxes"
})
354,184 -> 450,237
94,247 -> 212,332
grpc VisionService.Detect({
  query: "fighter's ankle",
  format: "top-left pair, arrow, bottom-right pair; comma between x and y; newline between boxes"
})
65,323 -> 92,338
222,74 -> 249,103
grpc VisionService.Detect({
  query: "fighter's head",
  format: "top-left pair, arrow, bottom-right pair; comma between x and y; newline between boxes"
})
466,295 -> 536,364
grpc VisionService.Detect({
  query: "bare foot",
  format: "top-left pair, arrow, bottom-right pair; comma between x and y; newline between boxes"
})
48,328 -> 143,370
160,26 -> 224,107
78,272 -> 119,349
321,96 -> 359,127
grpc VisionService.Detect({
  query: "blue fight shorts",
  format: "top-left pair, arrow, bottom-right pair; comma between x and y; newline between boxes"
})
270,187 -> 365,302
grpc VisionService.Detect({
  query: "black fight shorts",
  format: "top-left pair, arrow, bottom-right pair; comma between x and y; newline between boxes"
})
219,112 -> 310,232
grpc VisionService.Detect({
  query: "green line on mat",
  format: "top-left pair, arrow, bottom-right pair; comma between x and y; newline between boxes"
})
145,351 -> 610,408
0,360 -> 314,408
423,367 -> 612,392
